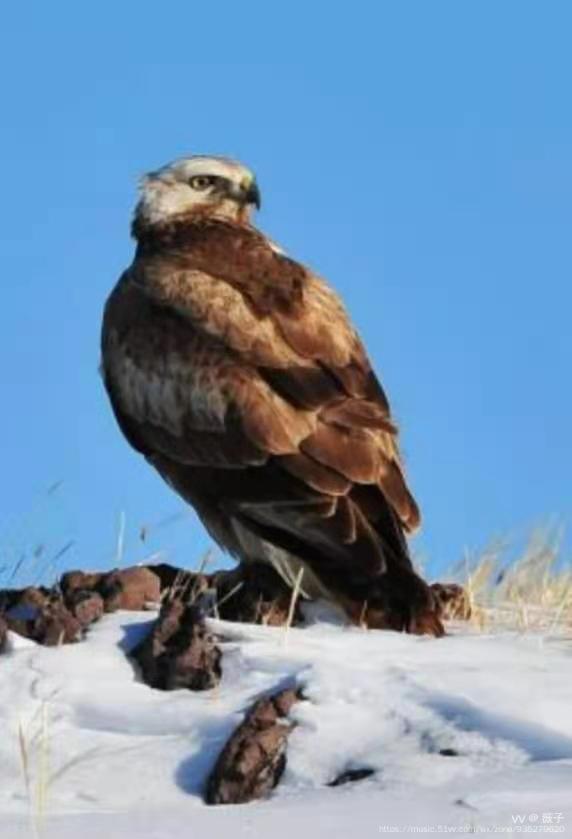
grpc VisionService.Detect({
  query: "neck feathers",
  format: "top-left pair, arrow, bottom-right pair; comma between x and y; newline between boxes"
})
132,213 -> 260,257
133,202 -> 253,243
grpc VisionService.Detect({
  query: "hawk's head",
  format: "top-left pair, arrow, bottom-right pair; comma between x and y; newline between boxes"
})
133,155 -> 261,232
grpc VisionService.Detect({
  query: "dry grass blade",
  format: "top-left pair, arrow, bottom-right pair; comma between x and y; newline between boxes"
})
18,715 -> 42,839
114,511 -> 126,568
282,567 -> 304,645
36,703 -> 50,829
17,722 -> 31,801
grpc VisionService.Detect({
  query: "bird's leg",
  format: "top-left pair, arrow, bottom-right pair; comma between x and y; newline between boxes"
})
340,568 -> 445,637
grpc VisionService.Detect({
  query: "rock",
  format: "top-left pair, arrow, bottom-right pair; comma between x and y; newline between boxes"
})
431,583 -> 472,620
16,587 -> 50,608
65,589 -> 105,627
131,598 -> 222,691
328,767 -> 375,787
1,565 -> 160,646
60,571 -> 103,596
61,566 -> 161,612
6,597 -> 82,646
205,688 -> 301,805
106,566 -> 161,610
37,600 -> 83,645
95,571 -> 124,612
0,586 -> 51,612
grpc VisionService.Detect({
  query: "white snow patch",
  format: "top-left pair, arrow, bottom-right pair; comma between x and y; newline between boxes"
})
1,612 -> 572,838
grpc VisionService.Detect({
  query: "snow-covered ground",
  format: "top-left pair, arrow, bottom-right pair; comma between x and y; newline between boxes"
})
1,609 -> 572,838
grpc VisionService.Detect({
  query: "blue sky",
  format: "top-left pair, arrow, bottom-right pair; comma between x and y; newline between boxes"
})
1,2 -> 570,585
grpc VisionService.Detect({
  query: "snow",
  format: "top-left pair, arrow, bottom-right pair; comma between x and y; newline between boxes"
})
1,610 -> 572,838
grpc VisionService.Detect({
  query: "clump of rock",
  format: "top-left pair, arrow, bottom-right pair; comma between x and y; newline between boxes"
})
60,566 -> 161,612
130,597 -> 222,691
0,560 -> 304,654
1,588 -> 83,646
0,565 -> 162,649
206,688 -> 302,805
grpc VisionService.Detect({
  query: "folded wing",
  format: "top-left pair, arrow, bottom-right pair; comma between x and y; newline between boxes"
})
102,220 -> 420,583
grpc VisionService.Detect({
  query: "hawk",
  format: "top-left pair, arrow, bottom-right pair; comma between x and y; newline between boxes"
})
101,155 -> 443,636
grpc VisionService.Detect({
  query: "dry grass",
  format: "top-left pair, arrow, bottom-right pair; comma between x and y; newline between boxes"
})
443,525 -> 572,635
18,702 -> 51,839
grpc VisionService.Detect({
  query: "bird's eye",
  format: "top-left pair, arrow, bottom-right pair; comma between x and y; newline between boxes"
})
189,175 -> 213,191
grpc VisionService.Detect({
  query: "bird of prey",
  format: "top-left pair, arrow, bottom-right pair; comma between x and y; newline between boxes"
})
101,155 -> 443,636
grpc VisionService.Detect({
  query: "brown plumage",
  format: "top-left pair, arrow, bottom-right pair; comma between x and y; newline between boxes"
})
101,156 -> 443,635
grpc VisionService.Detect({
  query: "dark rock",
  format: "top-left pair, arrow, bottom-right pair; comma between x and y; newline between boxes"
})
37,600 -> 83,645
96,572 -> 124,612
5,603 -> 40,622
0,586 -> 51,612
328,767 -> 375,787
65,589 -> 105,627
439,748 -> 459,757
16,587 -> 50,608
6,597 -> 82,646
205,687 -> 301,805
131,598 -> 221,691
60,571 -> 103,597
431,583 -> 472,620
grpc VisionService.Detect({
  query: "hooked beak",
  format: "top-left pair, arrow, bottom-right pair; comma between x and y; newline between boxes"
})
243,179 -> 261,210
229,177 -> 261,210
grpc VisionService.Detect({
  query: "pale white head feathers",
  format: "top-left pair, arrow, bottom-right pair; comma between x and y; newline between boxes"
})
134,155 -> 261,230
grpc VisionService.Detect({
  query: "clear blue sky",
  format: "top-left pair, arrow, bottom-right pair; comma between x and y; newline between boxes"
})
1,2 -> 570,586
